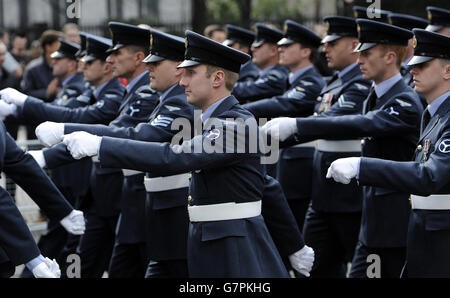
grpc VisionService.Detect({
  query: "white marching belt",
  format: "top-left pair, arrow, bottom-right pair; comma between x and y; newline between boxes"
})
410,194 -> 450,210
188,200 -> 262,222
292,141 -> 316,149
122,169 -> 144,177
315,139 -> 361,152
91,155 -> 100,163
144,173 -> 191,192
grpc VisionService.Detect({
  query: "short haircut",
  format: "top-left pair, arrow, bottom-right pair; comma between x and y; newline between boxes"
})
378,44 -> 407,69
40,30 -> 63,48
439,58 -> 450,68
206,64 -> 239,91
204,24 -> 225,38
126,44 -> 150,57
63,23 -> 79,33
299,43 -> 318,63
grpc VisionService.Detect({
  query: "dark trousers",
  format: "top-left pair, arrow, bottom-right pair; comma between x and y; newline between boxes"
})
145,259 -> 189,278
303,207 -> 361,278
0,261 -> 15,278
77,211 -> 118,278
108,242 -> 148,278
287,199 -> 311,233
349,241 -> 406,278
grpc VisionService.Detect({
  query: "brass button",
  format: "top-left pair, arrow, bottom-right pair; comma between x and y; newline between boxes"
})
417,144 -> 423,151
316,96 -> 322,102
361,139 -> 365,145
313,112 -> 318,116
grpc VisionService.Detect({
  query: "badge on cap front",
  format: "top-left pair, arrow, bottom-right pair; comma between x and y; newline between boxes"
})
413,36 -> 417,48
428,11 -> 432,21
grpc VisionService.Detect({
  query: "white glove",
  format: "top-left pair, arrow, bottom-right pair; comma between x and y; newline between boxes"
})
289,245 -> 315,277
60,210 -> 85,235
62,131 -> 102,160
261,117 -> 297,142
0,100 -> 16,120
326,157 -> 361,184
28,150 -> 46,168
31,257 -> 61,278
35,121 -> 65,147
0,87 -> 27,106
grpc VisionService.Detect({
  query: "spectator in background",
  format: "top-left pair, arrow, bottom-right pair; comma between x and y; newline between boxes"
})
0,41 -> 21,139
21,29 -> 62,139
21,30 -> 62,102
203,24 -> 226,43
0,29 -> 23,81
63,23 -> 81,44
10,30 -> 32,70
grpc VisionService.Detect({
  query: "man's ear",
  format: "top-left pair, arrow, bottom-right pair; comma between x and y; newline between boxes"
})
135,51 -> 146,65
211,69 -> 225,88
443,62 -> 450,80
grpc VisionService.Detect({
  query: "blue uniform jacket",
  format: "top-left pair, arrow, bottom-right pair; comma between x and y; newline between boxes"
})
0,121 -> 73,265
97,95 -> 288,277
358,95 -> 450,276
237,61 -> 260,82
290,78 -> 423,247
44,74 -> 159,219
232,64 -> 289,103
20,78 -> 125,126
311,64 -> 370,212
64,84 -> 193,254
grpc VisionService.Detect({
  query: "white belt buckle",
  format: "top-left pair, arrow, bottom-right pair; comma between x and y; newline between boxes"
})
188,200 -> 262,222
411,194 -> 450,210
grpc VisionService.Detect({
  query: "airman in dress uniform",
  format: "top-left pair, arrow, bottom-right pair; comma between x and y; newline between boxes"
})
301,16 -> 371,277
224,24 -> 260,82
327,29 -> 450,278
232,23 -> 289,103
244,20 -> 325,232
263,19 -> 424,278
61,30 -> 295,278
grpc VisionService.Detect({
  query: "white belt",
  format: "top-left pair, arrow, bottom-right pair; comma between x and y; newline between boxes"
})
188,200 -> 262,222
315,139 -> 361,152
292,141 -> 316,148
411,194 -> 450,210
91,155 -> 99,163
144,173 -> 191,192
122,169 -> 144,177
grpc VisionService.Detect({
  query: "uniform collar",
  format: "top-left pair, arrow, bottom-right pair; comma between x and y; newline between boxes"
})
93,80 -> 110,99
427,90 -> 450,118
373,72 -> 403,98
259,64 -> 278,77
126,70 -> 149,94
159,83 -> 179,103
338,62 -> 359,80
62,73 -> 77,87
201,96 -> 229,124
289,65 -> 313,85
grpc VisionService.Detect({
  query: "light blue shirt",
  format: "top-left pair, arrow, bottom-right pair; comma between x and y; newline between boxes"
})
259,65 -> 276,77
159,84 -> 178,103
93,80 -> 110,99
201,96 -> 228,123
126,70 -> 149,94
288,65 -> 313,86
338,63 -> 359,79
26,254 -> 45,271
428,90 -> 450,117
373,73 -> 403,98
62,73 -> 77,87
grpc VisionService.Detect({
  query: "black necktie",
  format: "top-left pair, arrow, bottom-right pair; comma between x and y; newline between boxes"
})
365,87 -> 377,114
421,108 -> 431,133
